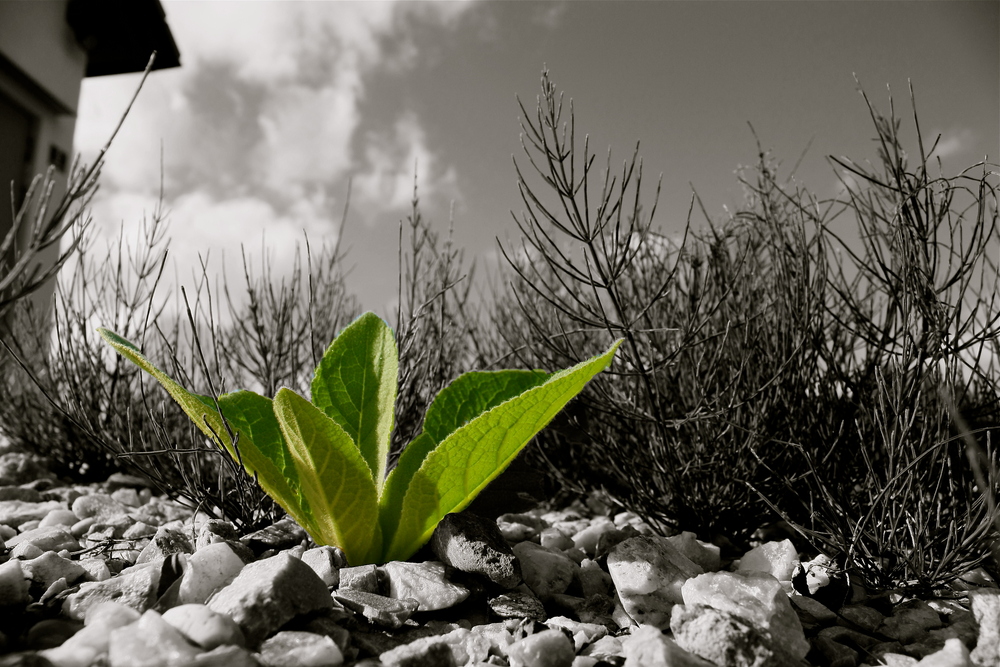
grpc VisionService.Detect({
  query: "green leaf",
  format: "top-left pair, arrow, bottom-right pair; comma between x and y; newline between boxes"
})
96,329 -> 316,536
382,340 -> 621,562
311,312 -> 397,491
274,387 -> 382,565
379,369 -> 548,548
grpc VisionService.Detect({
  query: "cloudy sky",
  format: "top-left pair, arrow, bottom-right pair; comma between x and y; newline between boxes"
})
74,1 -> 999,317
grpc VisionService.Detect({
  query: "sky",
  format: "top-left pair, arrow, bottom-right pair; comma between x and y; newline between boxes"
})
73,0 -> 1000,319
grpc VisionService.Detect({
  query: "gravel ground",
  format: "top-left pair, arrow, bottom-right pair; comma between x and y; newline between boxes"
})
0,443 -> 998,667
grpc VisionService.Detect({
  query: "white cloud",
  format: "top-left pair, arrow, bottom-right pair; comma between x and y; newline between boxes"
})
72,0 -> 477,312
355,112 -> 460,211
928,127 -> 977,161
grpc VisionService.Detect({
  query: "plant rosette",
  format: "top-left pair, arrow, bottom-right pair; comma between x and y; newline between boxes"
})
99,312 -> 620,565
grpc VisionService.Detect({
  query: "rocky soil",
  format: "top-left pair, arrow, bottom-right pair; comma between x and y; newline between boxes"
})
0,444 -> 998,667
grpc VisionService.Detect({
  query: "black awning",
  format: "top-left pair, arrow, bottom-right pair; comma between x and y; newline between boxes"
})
66,0 -> 181,78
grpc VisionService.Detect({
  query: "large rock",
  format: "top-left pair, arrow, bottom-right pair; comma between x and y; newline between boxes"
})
0,500 -> 65,528
0,559 -> 29,607
671,604 -> 802,667
430,512 -> 521,588
878,600 -> 944,645
681,570 -> 809,659
334,588 -> 418,629
382,561 -> 469,611
161,603 -> 245,650
22,551 -> 87,590
969,589 -> 1000,667
379,628 -> 491,667
135,526 -> 194,565
71,494 -> 129,522
107,609 -> 202,667
506,628 -> 575,667
620,624 -> 714,667
207,552 -> 333,646
300,546 -> 346,588
738,539 -> 798,582
178,542 -> 246,605
665,532 -> 722,573
39,602 -> 141,667
606,535 -> 704,629
258,630 -> 344,667
7,525 -> 80,552
918,637 -> 973,667
63,561 -> 162,621
513,541 -> 578,599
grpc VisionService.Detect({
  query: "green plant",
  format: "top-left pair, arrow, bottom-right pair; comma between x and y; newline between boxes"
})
99,311 -> 620,564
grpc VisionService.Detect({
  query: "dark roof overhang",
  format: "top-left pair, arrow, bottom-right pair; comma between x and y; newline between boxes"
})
66,0 -> 181,78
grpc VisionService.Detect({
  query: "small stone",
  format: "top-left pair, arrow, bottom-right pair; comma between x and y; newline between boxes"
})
790,594 -> 838,626
619,624 -> 713,666
110,488 -> 141,508
338,564 -> 381,593
25,619 -> 83,650
123,522 -> 157,540
107,609 -> 202,667
681,570 -> 809,660
0,559 -> 30,607
63,560 -> 162,620
540,527 -> 575,551
577,559 -> 613,598
970,588 -> 1000,667
738,539 -> 798,582
666,532 -> 723,573
301,546 -> 345,587
135,526 -> 194,565
38,602 -> 140,667
335,588 -> 418,629
792,554 -> 850,608
430,512 -> 522,588
513,541 -> 578,599
506,629 -> 575,667
258,630 -> 344,666
78,558 -> 111,582
816,625 -> 881,651
10,541 -> 45,559
0,500 -> 65,528
179,541 -> 246,605
0,487 -> 43,502
71,494 -> 128,521
189,645 -> 259,667
879,600 -> 944,644
38,509 -> 79,529
545,617 -> 607,651
914,637 -> 971,666
382,561 -> 469,611
488,588 -> 547,622
607,535 -> 704,629
670,603 -> 791,667
208,552 -> 333,646
838,603 -> 885,633
811,635 -> 858,667
580,634 -> 624,663
22,551 -> 87,590
571,517 -> 617,557
106,473 -> 151,491
162,603 -> 245,650
5,525 -> 79,552
70,517 -> 95,538
240,518 -> 307,555
379,637 -> 457,667
196,520 -> 240,550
